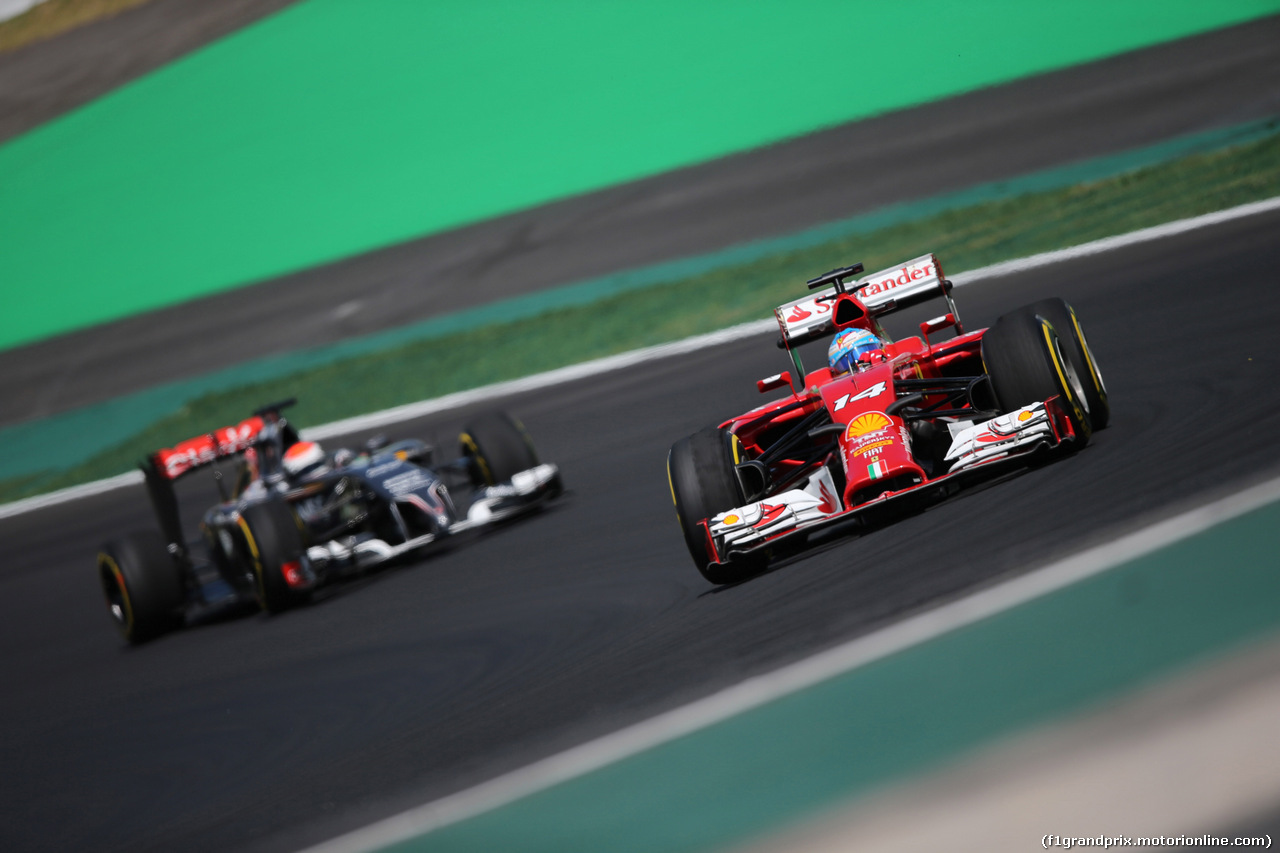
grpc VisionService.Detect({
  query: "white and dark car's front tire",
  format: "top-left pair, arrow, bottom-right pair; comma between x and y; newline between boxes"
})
461,411 -> 540,487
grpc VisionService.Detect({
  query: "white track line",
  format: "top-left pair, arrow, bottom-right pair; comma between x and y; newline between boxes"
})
948,196 -> 1280,285
0,470 -> 144,520
303,319 -> 777,439
301,473 -> 1280,853
0,0 -> 46,24
3,194 -> 1277,522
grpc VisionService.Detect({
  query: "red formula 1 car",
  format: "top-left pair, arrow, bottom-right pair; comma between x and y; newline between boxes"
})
666,254 -> 1109,584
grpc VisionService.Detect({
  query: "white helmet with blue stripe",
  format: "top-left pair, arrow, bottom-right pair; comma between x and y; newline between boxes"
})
828,328 -> 883,375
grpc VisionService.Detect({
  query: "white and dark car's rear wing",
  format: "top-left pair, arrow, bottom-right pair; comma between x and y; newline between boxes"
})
774,253 -> 959,348
141,400 -> 300,564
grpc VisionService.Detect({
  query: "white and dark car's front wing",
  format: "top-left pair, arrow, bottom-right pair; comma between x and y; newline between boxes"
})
306,463 -> 562,571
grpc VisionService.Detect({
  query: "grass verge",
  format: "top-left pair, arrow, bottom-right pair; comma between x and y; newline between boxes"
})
5,130 -> 1280,504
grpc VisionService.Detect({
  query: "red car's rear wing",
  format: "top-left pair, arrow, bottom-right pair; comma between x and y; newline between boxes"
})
774,253 -> 960,349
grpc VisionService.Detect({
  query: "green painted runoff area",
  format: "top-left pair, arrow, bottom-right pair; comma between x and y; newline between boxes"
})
377,495 -> 1280,853
2,119 -> 1278,501
2,1 -> 1277,350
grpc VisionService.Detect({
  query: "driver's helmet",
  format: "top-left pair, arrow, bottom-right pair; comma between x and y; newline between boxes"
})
828,328 -> 884,375
283,440 -> 328,480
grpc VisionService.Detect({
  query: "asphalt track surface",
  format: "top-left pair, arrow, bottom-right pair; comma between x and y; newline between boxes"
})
3,14 -> 1279,426
3,208 -> 1279,852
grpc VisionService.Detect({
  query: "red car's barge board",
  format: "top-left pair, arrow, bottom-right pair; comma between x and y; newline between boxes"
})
667,252 -> 1109,585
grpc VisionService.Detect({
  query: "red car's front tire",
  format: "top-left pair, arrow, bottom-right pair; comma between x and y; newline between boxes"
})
667,427 -> 755,585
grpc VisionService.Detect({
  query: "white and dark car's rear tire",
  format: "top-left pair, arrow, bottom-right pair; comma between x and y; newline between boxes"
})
461,411 -> 540,486
667,427 -> 754,585
982,301 -> 1093,449
239,501 -> 309,614
97,531 -> 184,643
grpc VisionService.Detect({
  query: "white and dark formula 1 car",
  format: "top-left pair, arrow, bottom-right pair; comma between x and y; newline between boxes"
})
97,400 -> 562,643
667,253 -> 1110,584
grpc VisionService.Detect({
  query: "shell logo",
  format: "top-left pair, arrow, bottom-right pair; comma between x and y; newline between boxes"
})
1017,410 -> 1034,422
723,514 -> 740,526
846,412 -> 892,438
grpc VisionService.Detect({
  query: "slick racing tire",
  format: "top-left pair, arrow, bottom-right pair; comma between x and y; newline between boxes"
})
238,501 -> 309,614
461,411 -> 540,487
1020,297 -> 1109,431
982,303 -> 1093,449
667,427 -> 755,585
97,531 -> 185,644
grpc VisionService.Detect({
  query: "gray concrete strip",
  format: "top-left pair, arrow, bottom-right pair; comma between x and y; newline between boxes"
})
734,633 -> 1280,853
0,0 -> 298,144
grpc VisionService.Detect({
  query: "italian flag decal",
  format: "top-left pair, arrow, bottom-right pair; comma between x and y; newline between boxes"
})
867,460 -> 888,480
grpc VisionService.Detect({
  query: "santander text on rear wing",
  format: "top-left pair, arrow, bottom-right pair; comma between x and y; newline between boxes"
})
774,253 -> 959,347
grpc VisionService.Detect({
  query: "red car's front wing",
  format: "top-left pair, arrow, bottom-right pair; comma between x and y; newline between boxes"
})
699,399 -> 1078,568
